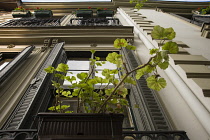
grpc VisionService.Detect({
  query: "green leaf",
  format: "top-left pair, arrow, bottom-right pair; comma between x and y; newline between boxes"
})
110,69 -> 118,74
77,72 -> 88,80
150,48 -> 159,55
119,99 -> 128,106
56,63 -> 69,73
48,106 -> 56,111
72,89 -> 79,96
62,91 -> 71,97
114,38 -> 128,48
160,50 -> 169,60
65,111 -> 73,113
105,88 -> 114,96
162,41 -> 178,54
151,25 -> 176,40
65,76 -> 76,83
151,25 -> 165,39
126,45 -> 136,50
59,105 -> 70,110
95,76 -> 109,83
164,27 -> 176,40
101,61 -> 106,64
158,61 -> 169,70
152,52 -> 162,64
89,58 -> 96,65
146,75 -> 167,91
51,80 -> 61,88
87,79 -> 98,85
90,50 -> 96,54
95,56 -> 100,61
117,87 -> 128,98
106,52 -> 122,67
96,62 -> 102,66
54,73 -> 65,80
112,79 -> 119,85
44,66 -> 55,73
136,65 -> 155,80
124,76 -> 136,85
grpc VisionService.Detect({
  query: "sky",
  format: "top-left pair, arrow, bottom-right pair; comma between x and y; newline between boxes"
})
22,0 -> 111,2
22,0 -> 210,2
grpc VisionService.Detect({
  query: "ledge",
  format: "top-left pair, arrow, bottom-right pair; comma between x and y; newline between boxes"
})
192,78 -> 210,97
169,54 -> 210,65
177,64 -> 210,78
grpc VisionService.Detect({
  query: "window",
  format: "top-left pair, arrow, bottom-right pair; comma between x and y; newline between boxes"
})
63,51 -> 119,87
48,51 -> 134,129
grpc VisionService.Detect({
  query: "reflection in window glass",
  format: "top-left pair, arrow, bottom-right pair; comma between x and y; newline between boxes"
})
0,62 -> 9,71
95,61 -> 116,70
66,61 -> 89,70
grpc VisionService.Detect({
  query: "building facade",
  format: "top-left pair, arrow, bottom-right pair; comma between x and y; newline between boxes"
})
0,0 -> 210,140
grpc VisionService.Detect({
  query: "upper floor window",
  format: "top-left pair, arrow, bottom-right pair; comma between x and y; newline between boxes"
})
63,51 -> 119,87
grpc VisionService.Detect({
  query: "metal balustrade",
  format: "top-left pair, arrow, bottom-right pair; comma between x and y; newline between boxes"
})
0,129 -> 190,140
69,17 -> 121,26
0,18 -> 61,27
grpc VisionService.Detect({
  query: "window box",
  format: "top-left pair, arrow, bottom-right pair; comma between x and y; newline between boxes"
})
192,10 -> 210,16
37,113 -> 124,140
97,10 -> 114,18
12,10 -> 32,18
34,10 -> 53,18
76,10 -> 93,18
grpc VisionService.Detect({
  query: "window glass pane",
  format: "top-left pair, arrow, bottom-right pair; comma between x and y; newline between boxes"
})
95,61 -> 117,70
95,71 -> 119,79
67,61 -> 89,70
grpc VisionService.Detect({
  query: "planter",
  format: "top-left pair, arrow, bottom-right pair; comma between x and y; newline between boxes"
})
12,10 -> 31,18
192,10 -> 210,16
97,10 -> 114,18
34,10 -> 53,18
76,10 -> 93,18
37,112 -> 124,140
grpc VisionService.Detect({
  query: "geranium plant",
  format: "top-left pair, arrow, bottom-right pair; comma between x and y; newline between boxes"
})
34,7 -> 53,18
130,0 -> 148,10
12,6 -> 31,18
35,7 -> 51,11
14,6 -> 24,11
45,25 -> 178,114
196,6 -> 210,15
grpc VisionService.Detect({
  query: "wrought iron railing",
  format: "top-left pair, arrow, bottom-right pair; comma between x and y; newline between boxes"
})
69,17 -> 121,26
0,129 -> 38,140
123,131 -> 190,140
0,18 -> 61,27
0,129 -> 190,140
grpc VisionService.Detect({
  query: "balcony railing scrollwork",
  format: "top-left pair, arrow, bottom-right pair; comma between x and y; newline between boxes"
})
0,129 -> 38,140
69,17 -> 121,26
0,129 -> 190,140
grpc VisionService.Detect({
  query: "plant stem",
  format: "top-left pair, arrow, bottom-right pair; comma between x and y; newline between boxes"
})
76,67 -> 94,113
97,56 -> 155,113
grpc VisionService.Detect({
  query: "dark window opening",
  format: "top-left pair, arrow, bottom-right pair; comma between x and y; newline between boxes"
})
0,52 -> 20,71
